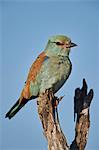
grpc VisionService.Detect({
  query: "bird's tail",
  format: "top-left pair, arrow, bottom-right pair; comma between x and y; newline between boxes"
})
5,98 -> 28,119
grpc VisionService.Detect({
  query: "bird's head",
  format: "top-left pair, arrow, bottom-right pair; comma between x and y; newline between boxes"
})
45,35 -> 77,57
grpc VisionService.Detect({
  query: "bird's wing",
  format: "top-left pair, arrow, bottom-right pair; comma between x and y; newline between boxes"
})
20,51 -> 48,101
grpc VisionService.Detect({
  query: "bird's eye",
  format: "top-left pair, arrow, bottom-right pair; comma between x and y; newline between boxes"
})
56,42 -> 63,45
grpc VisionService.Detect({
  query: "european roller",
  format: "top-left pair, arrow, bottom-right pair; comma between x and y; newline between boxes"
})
5,35 -> 77,119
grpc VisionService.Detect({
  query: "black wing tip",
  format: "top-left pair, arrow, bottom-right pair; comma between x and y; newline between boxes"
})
5,113 -> 12,119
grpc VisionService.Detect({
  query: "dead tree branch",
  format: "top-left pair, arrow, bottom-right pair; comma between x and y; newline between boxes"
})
37,89 -> 69,150
70,79 -> 94,150
37,79 -> 94,150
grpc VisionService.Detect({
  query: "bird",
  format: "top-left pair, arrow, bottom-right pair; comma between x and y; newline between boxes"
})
5,35 -> 77,119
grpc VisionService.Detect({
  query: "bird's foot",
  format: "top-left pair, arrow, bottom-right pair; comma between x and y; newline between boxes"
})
52,96 -> 64,124
45,89 -> 64,123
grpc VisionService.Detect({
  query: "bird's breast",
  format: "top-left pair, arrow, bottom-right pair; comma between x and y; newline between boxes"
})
38,56 -> 72,93
53,57 -> 72,93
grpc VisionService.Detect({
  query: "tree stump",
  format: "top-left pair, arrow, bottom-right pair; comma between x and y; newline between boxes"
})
37,79 -> 94,150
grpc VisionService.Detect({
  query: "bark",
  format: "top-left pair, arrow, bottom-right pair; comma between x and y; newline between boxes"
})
37,90 -> 69,150
70,79 -> 94,150
37,79 -> 94,150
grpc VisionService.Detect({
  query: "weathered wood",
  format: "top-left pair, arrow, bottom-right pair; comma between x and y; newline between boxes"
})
70,79 -> 94,150
37,90 -> 69,150
37,79 -> 94,150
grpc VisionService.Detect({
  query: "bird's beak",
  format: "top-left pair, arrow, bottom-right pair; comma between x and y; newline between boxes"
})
70,42 -> 77,48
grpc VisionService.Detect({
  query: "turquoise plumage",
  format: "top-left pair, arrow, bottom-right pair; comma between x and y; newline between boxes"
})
5,35 -> 77,119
